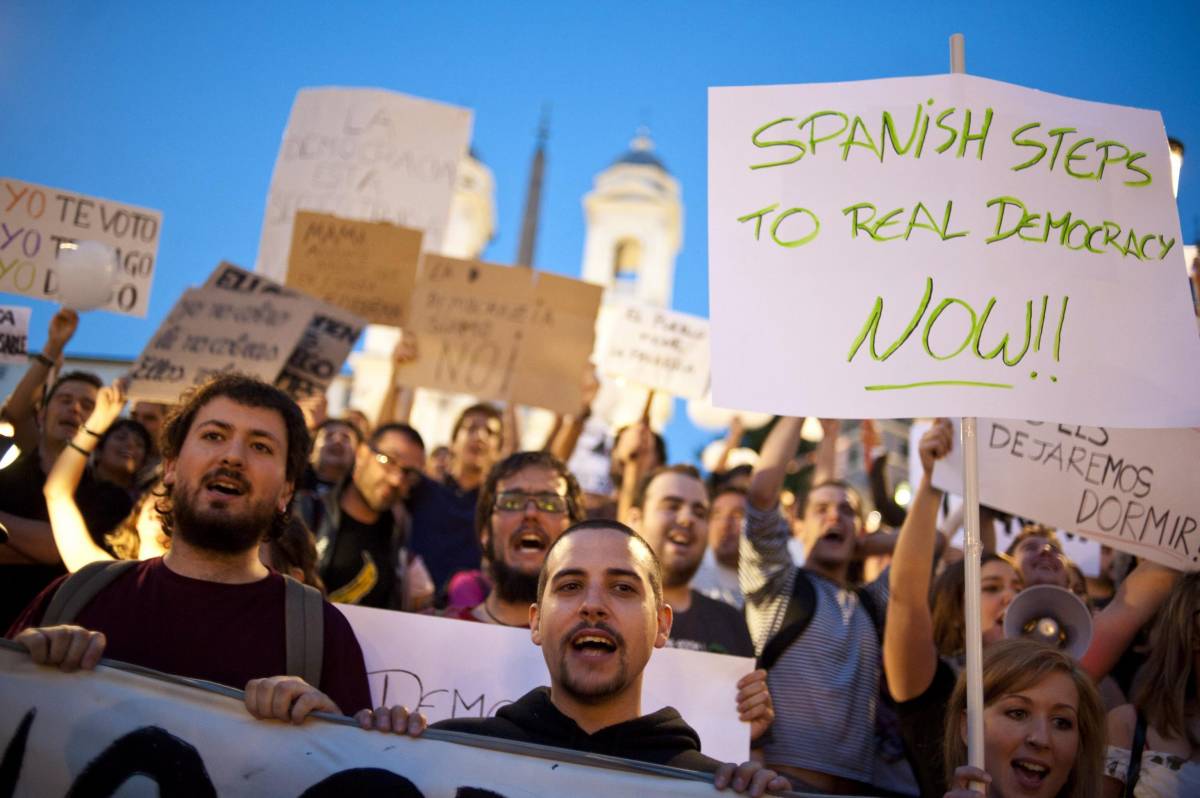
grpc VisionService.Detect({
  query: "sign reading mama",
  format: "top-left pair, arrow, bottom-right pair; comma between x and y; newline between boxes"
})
708,75 -> 1200,426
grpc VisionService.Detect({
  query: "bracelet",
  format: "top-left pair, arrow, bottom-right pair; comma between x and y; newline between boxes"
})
67,441 -> 92,457
81,426 -> 102,439
31,353 -> 54,368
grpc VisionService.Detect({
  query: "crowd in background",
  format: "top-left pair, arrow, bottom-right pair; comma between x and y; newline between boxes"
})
1,306 -> 1196,798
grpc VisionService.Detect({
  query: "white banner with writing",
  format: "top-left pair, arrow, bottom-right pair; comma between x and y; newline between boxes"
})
933,419 -> 1200,570
597,302 -> 712,399
0,178 -> 161,316
709,75 -> 1200,427
0,644 -> 753,797
0,305 -> 31,364
256,88 -> 472,280
339,605 -> 754,763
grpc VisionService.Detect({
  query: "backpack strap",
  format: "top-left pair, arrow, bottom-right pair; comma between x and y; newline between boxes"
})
41,560 -> 139,626
757,568 -> 816,671
283,576 -> 325,688
1123,708 -> 1148,798
854,584 -> 885,643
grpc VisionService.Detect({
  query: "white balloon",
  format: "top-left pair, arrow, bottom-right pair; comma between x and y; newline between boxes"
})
55,241 -> 116,311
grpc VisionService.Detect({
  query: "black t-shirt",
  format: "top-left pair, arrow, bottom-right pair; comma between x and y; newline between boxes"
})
666,589 -> 755,657
0,450 -> 133,631
895,656 -> 958,798
320,511 -> 397,609
405,474 -> 481,593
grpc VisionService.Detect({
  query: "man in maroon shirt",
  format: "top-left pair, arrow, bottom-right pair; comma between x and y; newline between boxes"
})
7,374 -> 372,723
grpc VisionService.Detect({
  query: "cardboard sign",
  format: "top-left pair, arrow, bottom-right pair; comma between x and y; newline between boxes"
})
933,419 -> 1200,571
0,305 -> 31,364
205,262 -> 365,397
598,303 -> 711,399
708,75 -> 1200,427
401,255 -> 602,414
338,605 -> 753,764
0,178 -> 161,316
286,210 -> 423,326
256,88 -> 472,281
128,287 -> 314,402
0,644 -> 733,797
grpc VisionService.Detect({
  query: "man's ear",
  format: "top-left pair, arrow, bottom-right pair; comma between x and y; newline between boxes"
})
654,602 -> 673,649
627,506 -> 643,530
278,481 -> 294,514
529,603 -> 542,646
161,458 -> 176,487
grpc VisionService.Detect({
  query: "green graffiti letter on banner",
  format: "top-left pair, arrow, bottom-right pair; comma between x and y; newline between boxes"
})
922,297 -> 977,360
750,119 -> 806,170
847,277 -> 933,362
974,298 -> 1033,366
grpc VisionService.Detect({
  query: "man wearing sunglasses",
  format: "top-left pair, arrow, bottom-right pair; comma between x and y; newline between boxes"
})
445,451 -> 586,626
299,423 -> 426,609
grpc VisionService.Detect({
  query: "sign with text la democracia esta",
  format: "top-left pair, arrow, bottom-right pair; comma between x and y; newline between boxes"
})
708,74 -> 1200,427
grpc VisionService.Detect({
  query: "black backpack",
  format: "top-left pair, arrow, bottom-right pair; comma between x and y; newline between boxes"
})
757,567 -> 884,671
40,559 -> 325,686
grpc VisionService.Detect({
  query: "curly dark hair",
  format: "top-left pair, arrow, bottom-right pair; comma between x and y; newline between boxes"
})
155,374 -> 311,543
475,451 -> 586,543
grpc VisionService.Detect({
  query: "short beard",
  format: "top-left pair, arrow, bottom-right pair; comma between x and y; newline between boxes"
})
556,622 -> 629,705
172,482 -> 274,554
487,537 -> 540,605
662,556 -> 703,590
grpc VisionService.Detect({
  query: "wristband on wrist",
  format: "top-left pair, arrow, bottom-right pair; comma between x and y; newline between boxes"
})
67,441 -> 92,457
32,353 -> 55,368
81,426 -> 102,439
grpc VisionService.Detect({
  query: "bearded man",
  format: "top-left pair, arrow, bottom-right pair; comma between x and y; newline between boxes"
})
7,374 -> 371,723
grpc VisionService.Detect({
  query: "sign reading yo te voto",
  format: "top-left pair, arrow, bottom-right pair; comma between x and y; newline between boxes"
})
708,74 -> 1200,427
0,178 -> 161,317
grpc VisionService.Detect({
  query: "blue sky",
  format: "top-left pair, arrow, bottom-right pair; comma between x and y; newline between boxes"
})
4,1 -> 1198,461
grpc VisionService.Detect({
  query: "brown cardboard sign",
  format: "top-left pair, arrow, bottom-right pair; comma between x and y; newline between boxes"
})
285,211 -> 422,327
401,255 -> 601,414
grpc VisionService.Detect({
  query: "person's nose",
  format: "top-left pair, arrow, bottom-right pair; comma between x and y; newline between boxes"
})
578,583 -> 609,621
1025,716 -> 1050,749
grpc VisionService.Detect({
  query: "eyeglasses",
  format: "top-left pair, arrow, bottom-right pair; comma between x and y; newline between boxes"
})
370,447 -> 422,481
494,491 -> 569,514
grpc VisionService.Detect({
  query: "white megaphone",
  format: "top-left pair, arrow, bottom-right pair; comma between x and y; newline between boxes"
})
1003,585 -> 1093,660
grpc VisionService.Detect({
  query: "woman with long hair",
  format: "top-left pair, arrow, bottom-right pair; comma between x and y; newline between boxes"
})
1102,573 -> 1200,797
943,639 -> 1106,798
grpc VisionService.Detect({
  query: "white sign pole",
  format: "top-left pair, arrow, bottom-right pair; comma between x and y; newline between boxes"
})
950,31 -> 987,782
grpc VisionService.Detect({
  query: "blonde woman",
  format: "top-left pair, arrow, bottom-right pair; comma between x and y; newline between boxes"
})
944,639 -> 1106,798
1103,573 -> 1200,798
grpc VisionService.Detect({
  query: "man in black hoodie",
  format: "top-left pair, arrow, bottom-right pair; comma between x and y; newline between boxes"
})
431,519 -> 790,797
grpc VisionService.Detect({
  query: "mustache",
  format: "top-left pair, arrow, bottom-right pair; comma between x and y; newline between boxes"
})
202,467 -> 250,492
560,620 -> 624,650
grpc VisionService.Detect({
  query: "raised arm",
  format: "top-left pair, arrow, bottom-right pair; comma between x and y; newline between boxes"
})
545,365 -> 599,463
3,309 -> 78,450
376,332 -> 418,426
1079,558 -> 1180,682
711,416 -> 745,476
883,418 -> 952,702
44,380 -> 128,571
614,422 -> 654,525
811,418 -> 840,485
747,417 -> 802,511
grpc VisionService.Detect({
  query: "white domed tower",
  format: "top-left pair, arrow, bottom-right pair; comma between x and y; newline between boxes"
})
581,129 -> 682,308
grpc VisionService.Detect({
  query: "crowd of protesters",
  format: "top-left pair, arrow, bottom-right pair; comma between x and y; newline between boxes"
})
2,307 -> 1196,798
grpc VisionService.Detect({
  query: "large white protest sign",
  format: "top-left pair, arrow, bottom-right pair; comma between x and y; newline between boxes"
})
0,178 -> 160,316
0,644 -> 748,797
0,305 -> 30,364
598,302 -> 711,399
708,75 -> 1200,427
128,287 -> 315,402
933,419 -> 1200,570
256,88 -> 472,280
338,605 -> 753,763
205,261 -> 366,397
